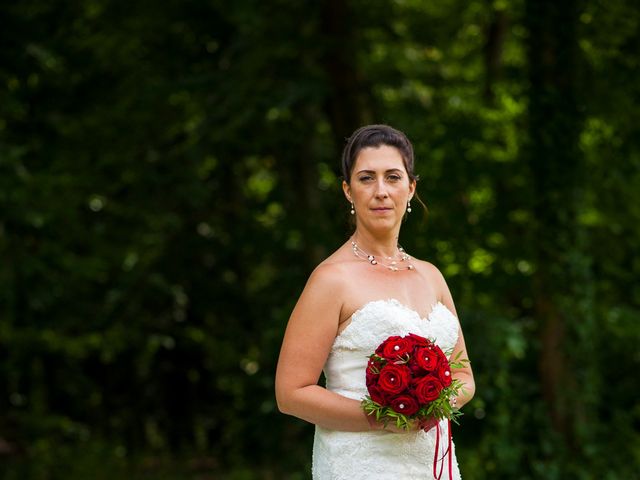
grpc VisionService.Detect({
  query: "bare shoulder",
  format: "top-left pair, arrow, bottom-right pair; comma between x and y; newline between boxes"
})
411,258 -> 450,297
277,253 -> 351,349
412,258 -> 445,280
294,250 -> 352,314
306,258 -> 350,294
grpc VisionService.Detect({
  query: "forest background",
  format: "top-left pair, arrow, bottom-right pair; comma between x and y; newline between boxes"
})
1,0 -> 639,479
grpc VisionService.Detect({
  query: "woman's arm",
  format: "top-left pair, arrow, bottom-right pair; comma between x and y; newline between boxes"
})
275,264 -> 382,432
432,266 -> 476,409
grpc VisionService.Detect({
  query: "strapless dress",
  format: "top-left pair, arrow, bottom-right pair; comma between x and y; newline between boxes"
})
312,298 -> 462,480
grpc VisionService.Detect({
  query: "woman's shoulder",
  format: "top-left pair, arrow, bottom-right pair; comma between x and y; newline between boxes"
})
411,258 -> 449,287
411,257 -> 441,274
311,249 -> 351,280
309,249 -> 353,285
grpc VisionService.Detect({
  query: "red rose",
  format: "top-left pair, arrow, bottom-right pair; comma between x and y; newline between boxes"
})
390,394 -> 420,416
377,363 -> 411,395
414,346 -> 440,373
431,343 -> 447,361
412,375 -> 443,403
376,336 -> 414,361
368,384 -> 389,406
407,333 -> 430,347
366,358 -> 384,386
437,360 -> 453,387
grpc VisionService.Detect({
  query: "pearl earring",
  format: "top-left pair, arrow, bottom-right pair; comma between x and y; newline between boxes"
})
350,202 -> 355,215
407,201 -> 412,213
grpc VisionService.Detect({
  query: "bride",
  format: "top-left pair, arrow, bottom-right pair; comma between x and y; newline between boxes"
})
275,124 -> 475,479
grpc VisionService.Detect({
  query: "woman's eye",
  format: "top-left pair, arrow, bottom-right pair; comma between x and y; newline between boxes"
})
387,174 -> 402,181
358,175 -> 374,182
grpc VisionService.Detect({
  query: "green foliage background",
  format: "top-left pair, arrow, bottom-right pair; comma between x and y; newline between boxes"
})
1,0 -> 639,478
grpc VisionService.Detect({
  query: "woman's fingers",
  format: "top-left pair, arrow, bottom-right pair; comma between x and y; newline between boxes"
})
419,417 -> 438,432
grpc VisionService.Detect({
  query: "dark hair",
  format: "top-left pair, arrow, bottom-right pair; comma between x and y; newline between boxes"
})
341,124 -> 418,185
341,124 -> 427,218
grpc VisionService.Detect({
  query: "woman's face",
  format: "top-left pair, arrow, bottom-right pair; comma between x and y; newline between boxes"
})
342,145 -> 416,232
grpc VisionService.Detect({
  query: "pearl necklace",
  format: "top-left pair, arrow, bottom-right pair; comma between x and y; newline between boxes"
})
351,239 -> 415,271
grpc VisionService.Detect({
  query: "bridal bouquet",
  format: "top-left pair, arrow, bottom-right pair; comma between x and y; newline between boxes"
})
362,333 -> 467,430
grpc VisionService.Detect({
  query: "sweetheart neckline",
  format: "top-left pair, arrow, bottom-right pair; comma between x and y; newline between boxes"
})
336,298 -> 456,340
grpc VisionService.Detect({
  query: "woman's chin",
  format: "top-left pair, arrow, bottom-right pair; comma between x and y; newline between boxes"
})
361,216 -> 401,230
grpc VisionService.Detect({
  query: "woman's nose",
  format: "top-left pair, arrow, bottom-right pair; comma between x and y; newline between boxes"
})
375,180 -> 389,198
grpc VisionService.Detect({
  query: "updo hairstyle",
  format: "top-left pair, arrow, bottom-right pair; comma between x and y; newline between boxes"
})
341,124 -> 418,185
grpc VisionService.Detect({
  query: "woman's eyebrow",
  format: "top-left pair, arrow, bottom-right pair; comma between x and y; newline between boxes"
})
355,168 -> 404,174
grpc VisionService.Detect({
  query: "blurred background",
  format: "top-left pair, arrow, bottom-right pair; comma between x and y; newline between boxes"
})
1,0 -> 639,479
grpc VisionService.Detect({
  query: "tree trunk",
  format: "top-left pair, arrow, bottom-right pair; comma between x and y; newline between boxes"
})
525,0 -> 584,451
320,0 -> 372,147
483,6 -> 508,103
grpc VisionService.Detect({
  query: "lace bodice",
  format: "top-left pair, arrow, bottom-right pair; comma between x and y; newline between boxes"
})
312,298 -> 462,480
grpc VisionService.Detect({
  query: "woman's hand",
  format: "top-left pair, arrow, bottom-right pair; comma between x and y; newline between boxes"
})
418,417 -> 439,433
366,412 -> 439,433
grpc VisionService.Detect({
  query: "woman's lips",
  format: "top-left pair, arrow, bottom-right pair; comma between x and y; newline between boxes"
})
371,207 -> 392,214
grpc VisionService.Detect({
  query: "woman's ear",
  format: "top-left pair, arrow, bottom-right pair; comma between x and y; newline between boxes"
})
342,180 -> 352,203
409,178 -> 417,200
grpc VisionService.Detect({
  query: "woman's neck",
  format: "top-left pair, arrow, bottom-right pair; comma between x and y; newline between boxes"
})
352,229 -> 401,259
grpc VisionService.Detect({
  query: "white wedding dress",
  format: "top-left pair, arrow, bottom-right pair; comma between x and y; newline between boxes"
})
312,299 -> 462,480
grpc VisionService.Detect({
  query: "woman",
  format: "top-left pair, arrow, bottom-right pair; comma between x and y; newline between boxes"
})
275,125 -> 475,479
